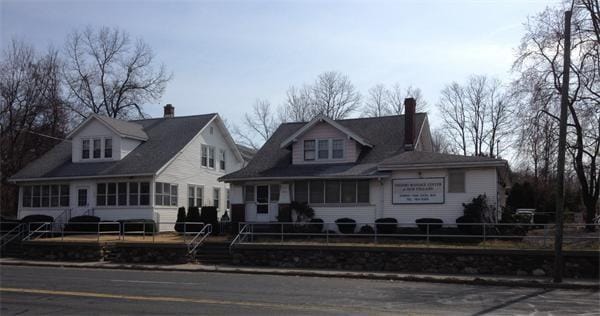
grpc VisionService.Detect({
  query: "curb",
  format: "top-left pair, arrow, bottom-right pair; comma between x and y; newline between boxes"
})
1,260 -> 598,290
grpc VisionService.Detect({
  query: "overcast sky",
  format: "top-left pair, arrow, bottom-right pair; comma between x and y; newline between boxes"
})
1,0 -> 557,129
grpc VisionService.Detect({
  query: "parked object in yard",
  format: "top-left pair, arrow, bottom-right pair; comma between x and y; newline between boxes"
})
516,209 -> 536,224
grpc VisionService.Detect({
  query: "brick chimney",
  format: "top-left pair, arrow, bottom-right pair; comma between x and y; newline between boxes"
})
404,98 -> 416,151
163,104 -> 174,118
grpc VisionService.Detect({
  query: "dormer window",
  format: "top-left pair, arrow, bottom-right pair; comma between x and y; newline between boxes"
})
82,139 -> 90,159
93,139 -> 101,158
303,138 -> 344,161
104,138 -> 112,158
81,137 -> 113,160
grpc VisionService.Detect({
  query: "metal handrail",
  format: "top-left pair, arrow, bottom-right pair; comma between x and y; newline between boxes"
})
188,224 -> 212,254
229,223 -> 249,252
0,223 -> 27,247
23,222 -> 53,241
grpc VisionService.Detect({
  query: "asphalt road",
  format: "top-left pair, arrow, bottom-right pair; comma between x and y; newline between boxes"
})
0,265 -> 598,315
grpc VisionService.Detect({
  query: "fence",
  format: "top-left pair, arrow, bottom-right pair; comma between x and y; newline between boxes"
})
231,221 -> 600,250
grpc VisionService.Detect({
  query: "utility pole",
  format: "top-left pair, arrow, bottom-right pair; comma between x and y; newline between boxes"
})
554,9 -> 572,284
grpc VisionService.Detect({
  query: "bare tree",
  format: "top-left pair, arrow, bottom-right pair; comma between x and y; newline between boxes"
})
63,26 -> 171,119
438,82 -> 468,155
234,99 -> 278,150
431,128 -> 456,154
311,71 -> 361,119
278,85 -> 313,122
387,83 -> 428,115
0,40 -> 68,214
514,2 -> 600,229
362,84 -> 392,117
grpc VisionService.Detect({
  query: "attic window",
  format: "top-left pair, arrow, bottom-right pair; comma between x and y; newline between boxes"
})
104,138 -> 112,158
304,140 -> 315,161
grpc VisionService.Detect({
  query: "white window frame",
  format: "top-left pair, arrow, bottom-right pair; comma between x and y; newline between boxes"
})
304,138 -> 345,161
96,181 -> 150,207
213,187 -> 221,209
154,182 -> 178,207
219,149 -> 226,171
81,136 -> 114,160
22,184 -> 69,208
188,184 -> 204,208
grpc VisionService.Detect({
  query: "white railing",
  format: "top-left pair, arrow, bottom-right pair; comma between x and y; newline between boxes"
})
187,224 -> 212,254
229,221 -> 600,250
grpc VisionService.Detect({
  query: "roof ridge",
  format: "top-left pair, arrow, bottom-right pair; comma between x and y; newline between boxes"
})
129,113 -> 217,122
278,113 -> 428,125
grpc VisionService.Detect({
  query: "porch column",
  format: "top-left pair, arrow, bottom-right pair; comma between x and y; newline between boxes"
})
230,184 -> 245,234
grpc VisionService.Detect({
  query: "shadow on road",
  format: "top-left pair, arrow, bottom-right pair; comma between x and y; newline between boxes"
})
471,288 -> 555,316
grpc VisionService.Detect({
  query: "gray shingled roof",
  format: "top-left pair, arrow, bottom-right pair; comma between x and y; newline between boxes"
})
378,151 -> 507,168
220,114 -> 427,181
11,114 -> 216,181
94,115 -> 149,140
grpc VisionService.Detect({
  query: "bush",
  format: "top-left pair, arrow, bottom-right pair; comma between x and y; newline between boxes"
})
335,218 -> 356,234
358,225 -> 375,234
375,218 -> 397,234
308,218 -> 324,233
184,206 -> 203,232
20,214 -> 54,230
174,207 -> 187,233
415,218 -> 443,233
119,219 -> 157,234
290,201 -> 315,222
64,215 -> 101,233
200,206 -> 219,234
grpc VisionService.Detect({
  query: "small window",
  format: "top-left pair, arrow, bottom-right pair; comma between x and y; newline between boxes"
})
332,139 -> 344,159
304,140 -> 315,161
107,183 -> 116,206
325,181 -> 340,203
77,189 -> 87,207
22,186 -> 32,207
97,183 -> 106,206
219,149 -> 226,170
171,185 -> 178,206
196,186 -> 203,207
357,180 -> 370,203
32,186 -> 41,207
213,187 -> 220,209
139,182 -> 150,206
208,147 -> 215,168
317,140 -> 329,159
93,139 -> 101,158
309,180 -> 324,203
117,183 -> 127,206
129,182 -> 139,206
104,138 -> 112,158
188,185 -> 195,207
294,181 -> 309,203
448,170 -> 466,193
82,139 -> 90,159
269,184 -> 280,202
201,145 -> 208,167
50,185 -> 59,207
341,181 -> 356,203
60,185 -> 70,207
41,185 -> 50,207
244,185 -> 254,202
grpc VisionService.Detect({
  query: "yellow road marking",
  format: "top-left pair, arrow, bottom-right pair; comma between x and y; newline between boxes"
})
0,287 -> 393,314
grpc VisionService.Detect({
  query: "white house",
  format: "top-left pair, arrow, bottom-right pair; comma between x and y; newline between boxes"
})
10,105 -> 247,231
220,98 -> 510,230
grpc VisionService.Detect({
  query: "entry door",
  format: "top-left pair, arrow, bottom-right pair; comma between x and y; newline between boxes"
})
74,187 -> 89,216
255,185 -> 270,222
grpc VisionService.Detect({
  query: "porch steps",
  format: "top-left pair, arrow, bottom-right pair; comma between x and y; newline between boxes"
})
191,241 -> 232,265
0,240 -> 23,258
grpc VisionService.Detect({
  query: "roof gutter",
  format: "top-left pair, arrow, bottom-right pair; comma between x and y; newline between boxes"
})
219,174 -> 390,183
378,160 -> 508,171
9,173 -> 155,183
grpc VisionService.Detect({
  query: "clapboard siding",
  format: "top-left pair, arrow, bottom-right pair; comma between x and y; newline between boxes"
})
381,168 -> 498,225
291,122 -> 358,164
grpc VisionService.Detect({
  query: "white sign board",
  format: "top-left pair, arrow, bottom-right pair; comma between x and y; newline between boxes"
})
392,178 -> 445,204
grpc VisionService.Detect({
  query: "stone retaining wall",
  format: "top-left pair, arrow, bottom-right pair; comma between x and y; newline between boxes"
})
232,246 -> 599,279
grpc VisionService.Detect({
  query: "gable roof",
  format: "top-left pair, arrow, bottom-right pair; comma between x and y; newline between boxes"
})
220,114 -> 427,181
280,115 -> 373,149
11,114 -> 217,181
67,114 -> 149,141
378,151 -> 507,170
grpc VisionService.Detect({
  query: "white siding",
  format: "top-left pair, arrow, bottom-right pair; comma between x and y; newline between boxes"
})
70,118 -> 141,162
120,138 -> 142,159
381,168 -> 498,225
156,119 -> 243,221
291,122 -> 359,164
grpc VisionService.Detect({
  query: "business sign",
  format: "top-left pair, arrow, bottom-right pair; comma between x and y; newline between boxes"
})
392,178 -> 445,204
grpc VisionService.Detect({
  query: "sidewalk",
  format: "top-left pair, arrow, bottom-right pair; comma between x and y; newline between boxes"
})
1,257 -> 598,290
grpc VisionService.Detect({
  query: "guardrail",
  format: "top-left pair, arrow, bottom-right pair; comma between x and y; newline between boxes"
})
0,223 -> 27,247
188,224 -> 212,254
229,221 -> 600,250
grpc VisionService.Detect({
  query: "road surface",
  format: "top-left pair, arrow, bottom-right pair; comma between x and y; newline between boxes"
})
0,265 -> 598,315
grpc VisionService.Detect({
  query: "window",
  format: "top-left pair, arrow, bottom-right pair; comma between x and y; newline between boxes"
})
23,184 -> 70,208
139,182 -> 150,205
197,186 -> 204,207
269,184 -> 280,202
304,140 -> 315,161
201,145 -> 208,167
97,183 -> 106,206
226,189 -> 231,209
77,189 -> 87,207
294,181 -> 308,203
107,183 -> 117,206
448,170 -> 465,193
208,147 -> 215,168
318,140 -> 329,159
213,187 -> 220,209
104,138 -> 112,158
118,183 -> 127,206
293,180 -> 370,205
188,185 -> 195,207
309,180 -> 324,203
219,149 -> 226,170
256,185 -> 268,214
82,139 -> 90,159
332,139 -> 344,159
93,139 -> 101,158
245,185 -> 255,202
155,182 -> 178,206
129,182 -> 139,206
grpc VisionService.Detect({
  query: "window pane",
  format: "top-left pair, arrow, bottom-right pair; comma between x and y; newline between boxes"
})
50,185 -> 59,207
332,139 -> 344,159
317,140 -> 329,159
93,139 -> 101,158
139,182 -> 149,205
309,180 -> 324,203
32,186 -> 41,207
155,182 -> 162,194
188,185 -> 195,206
171,185 -> 178,206
448,171 -> 465,193
104,138 -> 112,158
201,146 -> 207,166
118,183 -> 127,205
341,181 -> 356,203
78,189 -> 87,207
97,183 -> 106,206
304,140 -> 315,161
213,188 -> 220,208
82,139 -> 90,159
97,183 -> 106,194
244,186 -> 254,202
357,180 -> 370,203
41,185 -> 50,207
270,184 -> 280,202
208,147 -> 215,168
220,150 -> 226,170
256,186 -> 268,203
325,181 -> 340,203
227,189 -> 231,209
60,184 -> 70,206
129,182 -> 139,206
294,181 -> 308,203
23,186 -> 32,207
